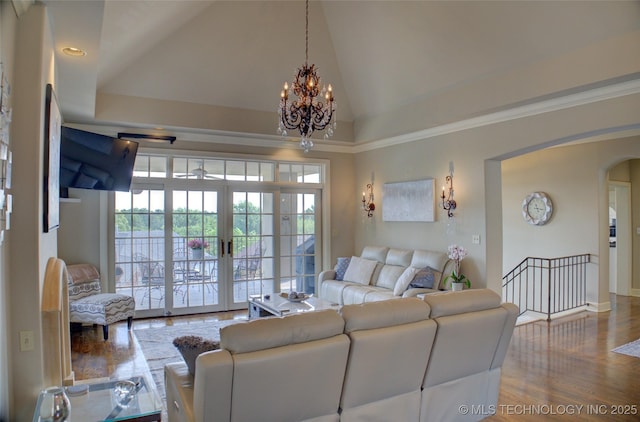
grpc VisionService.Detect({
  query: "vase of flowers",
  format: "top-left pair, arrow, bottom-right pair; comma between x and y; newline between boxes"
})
444,244 -> 470,291
188,239 -> 209,259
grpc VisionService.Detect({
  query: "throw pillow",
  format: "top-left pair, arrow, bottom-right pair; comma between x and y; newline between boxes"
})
408,267 -> 440,290
173,335 -> 220,376
334,257 -> 351,281
342,256 -> 378,285
393,266 -> 420,296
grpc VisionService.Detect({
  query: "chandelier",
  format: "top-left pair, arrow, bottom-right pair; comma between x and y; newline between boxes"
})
278,0 -> 336,153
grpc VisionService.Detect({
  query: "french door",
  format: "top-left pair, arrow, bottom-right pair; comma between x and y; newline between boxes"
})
113,159 -> 323,317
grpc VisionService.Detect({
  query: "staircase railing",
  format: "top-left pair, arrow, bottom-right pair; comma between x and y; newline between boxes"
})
502,254 -> 590,320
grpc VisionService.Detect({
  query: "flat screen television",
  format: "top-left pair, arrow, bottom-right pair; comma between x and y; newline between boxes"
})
59,126 -> 139,194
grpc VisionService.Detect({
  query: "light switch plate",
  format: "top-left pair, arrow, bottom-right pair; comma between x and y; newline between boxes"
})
472,234 -> 481,245
20,331 -> 34,351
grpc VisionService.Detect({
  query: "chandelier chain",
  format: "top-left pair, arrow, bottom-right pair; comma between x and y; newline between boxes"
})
305,0 -> 309,64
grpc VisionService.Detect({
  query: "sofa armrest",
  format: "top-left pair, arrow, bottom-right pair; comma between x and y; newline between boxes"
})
165,362 -> 195,422
193,349 -> 234,422
318,269 -> 337,284
402,287 -> 439,298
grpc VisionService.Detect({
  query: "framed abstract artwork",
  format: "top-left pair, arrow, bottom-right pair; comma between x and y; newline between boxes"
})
382,178 -> 435,222
43,84 -> 61,232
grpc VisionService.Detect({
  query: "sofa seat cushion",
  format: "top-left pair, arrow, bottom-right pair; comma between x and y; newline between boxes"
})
342,285 -> 387,305
69,293 -> 135,325
363,289 -> 399,302
320,280 -> 360,305
343,257 -> 378,285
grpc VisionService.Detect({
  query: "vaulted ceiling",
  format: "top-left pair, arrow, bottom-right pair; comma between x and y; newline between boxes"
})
43,0 -> 640,147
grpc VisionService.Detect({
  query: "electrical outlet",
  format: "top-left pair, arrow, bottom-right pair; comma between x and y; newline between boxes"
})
20,331 -> 34,351
472,234 -> 481,245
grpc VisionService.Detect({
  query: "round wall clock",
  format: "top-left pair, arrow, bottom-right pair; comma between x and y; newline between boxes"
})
522,192 -> 553,225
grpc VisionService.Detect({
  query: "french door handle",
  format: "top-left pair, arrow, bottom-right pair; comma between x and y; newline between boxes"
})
221,239 -> 225,257
228,240 -> 233,257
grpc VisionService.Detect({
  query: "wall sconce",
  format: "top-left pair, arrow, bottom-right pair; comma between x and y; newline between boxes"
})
362,184 -> 375,217
441,163 -> 456,218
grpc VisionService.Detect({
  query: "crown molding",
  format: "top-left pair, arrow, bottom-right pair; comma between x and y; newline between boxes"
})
353,78 -> 640,153
71,78 -> 640,155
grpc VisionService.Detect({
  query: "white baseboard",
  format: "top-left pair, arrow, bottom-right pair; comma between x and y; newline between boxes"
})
587,301 -> 611,313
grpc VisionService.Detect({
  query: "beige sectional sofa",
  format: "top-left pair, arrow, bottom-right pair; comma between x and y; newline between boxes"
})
319,246 -> 454,305
165,289 -> 518,422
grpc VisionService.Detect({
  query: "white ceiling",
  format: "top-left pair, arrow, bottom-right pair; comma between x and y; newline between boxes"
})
42,0 -> 640,146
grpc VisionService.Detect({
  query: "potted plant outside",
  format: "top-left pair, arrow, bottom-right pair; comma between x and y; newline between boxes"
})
443,244 -> 471,291
188,239 -> 209,259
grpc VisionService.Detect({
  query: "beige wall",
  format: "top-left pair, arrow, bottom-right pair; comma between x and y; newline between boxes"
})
503,139 -> 640,302
0,2 -> 18,419
631,160 -> 640,290
354,94 -> 640,302
6,4 -> 58,421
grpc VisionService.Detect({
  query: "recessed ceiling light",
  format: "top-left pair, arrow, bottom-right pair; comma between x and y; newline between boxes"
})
62,47 -> 87,57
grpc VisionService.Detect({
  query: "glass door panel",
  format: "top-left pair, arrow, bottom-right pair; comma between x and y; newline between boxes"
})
172,190 -> 220,311
230,191 -> 274,307
280,192 -> 319,294
114,189 -> 166,314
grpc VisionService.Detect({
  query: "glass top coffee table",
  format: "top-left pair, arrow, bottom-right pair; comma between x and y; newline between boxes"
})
33,376 -> 162,422
249,293 -> 340,319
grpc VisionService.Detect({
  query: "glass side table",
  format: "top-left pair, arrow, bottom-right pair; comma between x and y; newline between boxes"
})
33,376 -> 162,422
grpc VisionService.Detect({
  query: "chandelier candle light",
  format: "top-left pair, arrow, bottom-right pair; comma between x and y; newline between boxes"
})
278,0 -> 336,152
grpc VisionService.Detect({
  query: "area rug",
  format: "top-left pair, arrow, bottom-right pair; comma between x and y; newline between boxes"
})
611,338 -> 640,358
134,319 -> 242,402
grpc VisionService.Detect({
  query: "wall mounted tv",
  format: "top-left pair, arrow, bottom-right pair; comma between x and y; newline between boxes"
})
59,126 -> 139,194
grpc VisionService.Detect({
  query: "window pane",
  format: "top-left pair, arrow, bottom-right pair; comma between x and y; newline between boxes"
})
303,165 -> 321,183
133,156 -> 149,178
247,162 -> 260,181
227,161 -> 245,181
149,156 -> 167,178
261,163 -> 275,182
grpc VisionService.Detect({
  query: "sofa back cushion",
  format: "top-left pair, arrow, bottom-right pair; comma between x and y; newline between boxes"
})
339,299 -> 436,417
375,265 -> 406,289
219,310 -> 349,422
421,290 -> 508,389
410,250 -> 449,288
220,309 -> 344,353
423,289 -> 501,318
385,248 -> 414,266
361,246 -> 389,263
343,256 -> 378,285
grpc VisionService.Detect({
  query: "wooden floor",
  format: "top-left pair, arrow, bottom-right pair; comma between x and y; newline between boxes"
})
71,295 -> 640,421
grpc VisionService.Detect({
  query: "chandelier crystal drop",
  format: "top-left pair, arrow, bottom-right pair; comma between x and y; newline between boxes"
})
277,0 -> 336,153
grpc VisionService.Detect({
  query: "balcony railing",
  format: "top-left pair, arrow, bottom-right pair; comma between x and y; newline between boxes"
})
502,254 -> 591,321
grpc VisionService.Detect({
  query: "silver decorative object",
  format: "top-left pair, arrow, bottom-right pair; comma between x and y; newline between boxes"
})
39,386 -> 71,422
